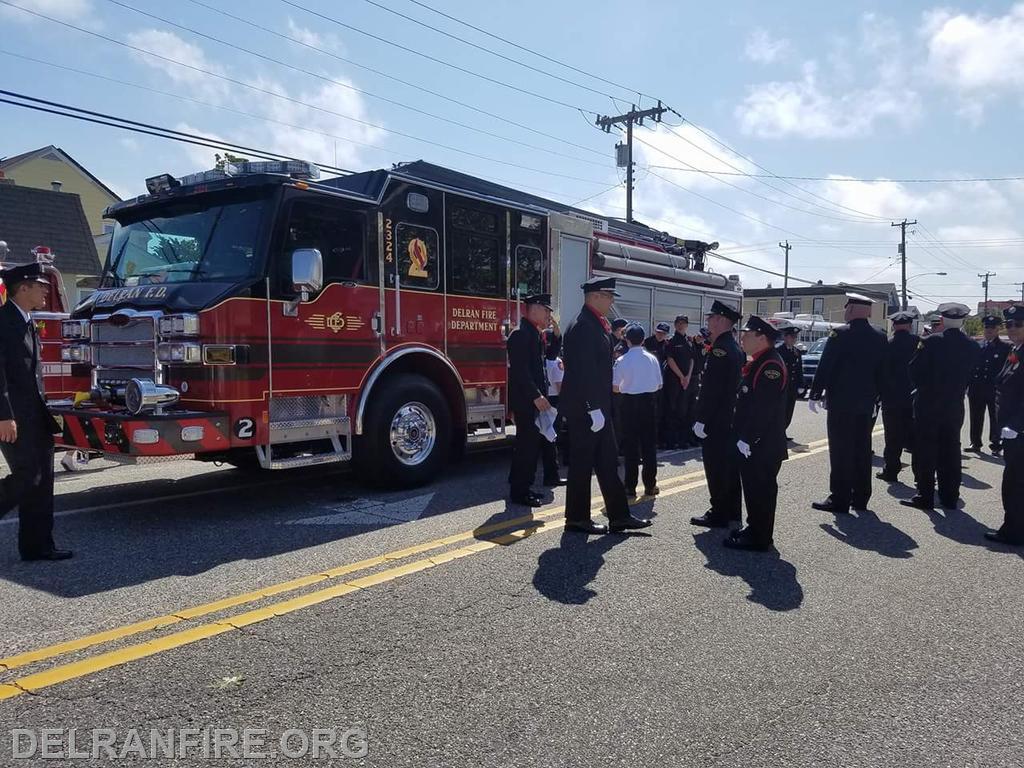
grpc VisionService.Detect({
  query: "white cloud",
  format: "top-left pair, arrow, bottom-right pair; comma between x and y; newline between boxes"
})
736,14 -> 920,139
286,17 -> 342,52
632,122 -> 756,190
126,29 -> 230,103
744,29 -> 790,64
0,0 -> 92,23
924,4 -> 1024,93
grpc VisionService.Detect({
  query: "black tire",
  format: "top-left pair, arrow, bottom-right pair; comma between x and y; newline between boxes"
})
357,374 -> 451,488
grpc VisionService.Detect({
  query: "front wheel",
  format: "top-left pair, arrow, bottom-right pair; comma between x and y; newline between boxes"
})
357,374 -> 451,488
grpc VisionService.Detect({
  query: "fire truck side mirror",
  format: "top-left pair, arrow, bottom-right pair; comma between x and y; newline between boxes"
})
290,248 -> 323,299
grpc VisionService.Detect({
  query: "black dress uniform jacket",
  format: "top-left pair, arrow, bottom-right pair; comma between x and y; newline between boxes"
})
560,306 -> 631,523
909,329 -> 981,505
734,348 -> 789,544
777,344 -> 804,397
879,328 -> 919,478
995,345 -> 1024,542
693,331 -> 745,522
0,300 -> 61,556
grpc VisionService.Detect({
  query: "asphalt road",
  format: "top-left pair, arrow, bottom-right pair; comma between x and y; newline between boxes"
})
0,406 -> 1021,767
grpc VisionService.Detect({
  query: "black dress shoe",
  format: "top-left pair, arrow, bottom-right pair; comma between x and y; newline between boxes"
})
565,519 -> 608,534
542,476 -> 567,487
609,516 -> 652,532
811,499 -> 849,514
899,496 -> 934,511
643,486 -> 660,496
21,549 -> 74,562
510,494 -> 544,508
984,531 -> 1023,546
964,445 -> 982,454
690,511 -> 728,528
876,472 -> 899,482
722,530 -> 773,551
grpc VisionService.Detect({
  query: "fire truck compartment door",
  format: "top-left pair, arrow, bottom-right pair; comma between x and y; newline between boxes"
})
548,213 -> 593,326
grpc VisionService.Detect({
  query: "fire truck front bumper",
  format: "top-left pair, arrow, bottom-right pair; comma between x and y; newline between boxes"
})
52,407 -> 231,458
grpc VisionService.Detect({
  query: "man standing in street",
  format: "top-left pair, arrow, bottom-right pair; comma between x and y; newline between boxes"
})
690,300 -> 744,528
809,293 -> 887,515
0,262 -> 72,561
726,316 -> 789,551
613,324 -> 663,500
877,311 -> 919,482
776,323 -> 804,442
664,314 -> 696,449
985,305 -> 1024,546
966,314 -> 1011,456
902,303 -> 981,511
560,277 -> 651,534
644,322 -> 670,447
506,293 -> 555,507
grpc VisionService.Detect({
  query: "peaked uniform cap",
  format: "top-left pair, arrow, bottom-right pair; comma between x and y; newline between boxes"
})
0,262 -> 48,285
937,302 -> 970,319
743,315 -> 780,340
523,293 -> 552,309
707,300 -> 741,324
581,276 -> 620,296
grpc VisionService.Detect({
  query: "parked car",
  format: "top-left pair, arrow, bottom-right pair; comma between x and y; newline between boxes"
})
800,337 -> 828,394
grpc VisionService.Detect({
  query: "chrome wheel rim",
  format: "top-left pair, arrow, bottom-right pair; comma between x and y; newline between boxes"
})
389,402 -> 436,466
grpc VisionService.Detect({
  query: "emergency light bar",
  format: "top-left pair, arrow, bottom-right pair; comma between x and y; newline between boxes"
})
152,160 -> 321,192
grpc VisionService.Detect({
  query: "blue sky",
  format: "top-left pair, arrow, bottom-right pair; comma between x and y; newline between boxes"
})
3,0 -> 1023,311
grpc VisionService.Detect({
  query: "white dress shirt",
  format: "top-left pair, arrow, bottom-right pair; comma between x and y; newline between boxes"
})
13,301 -> 32,324
613,346 -> 663,394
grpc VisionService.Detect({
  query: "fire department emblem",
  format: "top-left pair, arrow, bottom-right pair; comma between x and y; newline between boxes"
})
407,238 -> 429,279
305,312 -> 367,334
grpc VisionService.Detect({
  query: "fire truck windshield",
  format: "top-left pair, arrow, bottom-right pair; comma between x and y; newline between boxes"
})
103,192 -> 268,287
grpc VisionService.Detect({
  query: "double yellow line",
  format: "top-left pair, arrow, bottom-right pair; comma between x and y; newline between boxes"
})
0,434 -> 847,701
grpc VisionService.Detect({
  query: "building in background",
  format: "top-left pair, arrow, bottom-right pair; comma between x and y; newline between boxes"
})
0,177 -> 103,305
742,282 -> 898,327
977,299 -> 1018,316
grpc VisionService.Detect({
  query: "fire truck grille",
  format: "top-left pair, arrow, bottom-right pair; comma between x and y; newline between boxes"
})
91,316 -> 158,387
94,345 -> 155,368
92,318 -> 156,343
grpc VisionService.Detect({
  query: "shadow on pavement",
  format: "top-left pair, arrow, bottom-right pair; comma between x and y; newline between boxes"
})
960,473 -> 993,490
819,509 -> 918,559
692,530 -> 804,612
532,528 -> 633,605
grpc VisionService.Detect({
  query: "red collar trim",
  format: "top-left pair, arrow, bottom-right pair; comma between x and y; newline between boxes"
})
586,304 -> 612,333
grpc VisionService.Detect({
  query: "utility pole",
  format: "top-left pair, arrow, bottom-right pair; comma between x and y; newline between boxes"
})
891,219 -> 917,310
778,240 -> 791,312
978,271 -> 997,312
596,101 -> 666,224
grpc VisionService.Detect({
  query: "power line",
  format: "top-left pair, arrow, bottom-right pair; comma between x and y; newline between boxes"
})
400,0 -> 648,101
104,0 -> 608,169
279,0 -> 596,113
354,0 -> 629,104
648,166 -> 1024,184
0,94 -> 352,174
182,0 -> 607,160
0,1 -> 610,186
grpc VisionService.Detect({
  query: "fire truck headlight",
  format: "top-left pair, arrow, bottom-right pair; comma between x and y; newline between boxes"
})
158,342 -> 202,364
61,319 -> 90,339
159,313 -> 200,337
61,344 -> 91,363
131,429 -> 160,445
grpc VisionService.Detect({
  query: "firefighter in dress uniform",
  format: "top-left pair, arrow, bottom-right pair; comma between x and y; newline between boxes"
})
966,314 -> 1012,456
901,302 -> 981,511
540,319 -> 566,484
506,293 -> 555,507
985,305 -> 1024,546
775,322 -> 805,442
0,263 -> 72,561
664,315 -> 697,449
877,311 -> 919,482
559,277 -> 651,534
644,322 -> 671,447
726,316 -> 789,551
808,293 -> 887,515
690,300 -> 745,528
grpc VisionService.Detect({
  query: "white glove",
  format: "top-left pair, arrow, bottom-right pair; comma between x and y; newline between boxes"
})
797,388 -> 805,396
692,422 -> 707,439
1002,427 -> 1019,441
809,399 -> 820,414
737,440 -> 751,458
588,408 -> 605,433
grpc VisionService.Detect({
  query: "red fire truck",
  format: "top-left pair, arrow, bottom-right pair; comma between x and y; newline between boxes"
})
53,160 -> 742,487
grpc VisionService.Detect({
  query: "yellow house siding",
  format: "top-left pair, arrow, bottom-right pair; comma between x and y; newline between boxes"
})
4,157 -> 117,237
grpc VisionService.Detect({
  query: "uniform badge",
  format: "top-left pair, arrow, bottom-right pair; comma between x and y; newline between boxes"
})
764,368 -> 781,380
713,348 -> 726,358
829,330 -> 837,338
741,385 -> 749,393
917,341 -> 924,350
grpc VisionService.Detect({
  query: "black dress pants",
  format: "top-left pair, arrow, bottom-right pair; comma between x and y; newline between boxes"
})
740,451 -> 782,544
619,393 -> 658,494
565,414 -> 630,524
881,403 -> 915,476
826,410 -> 874,511
998,439 -> 1024,543
913,414 -> 964,505
0,425 -> 56,558
702,428 -> 741,522
784,393 -> 797,431
968,385 -> 1000,450
509,408 -> 542,497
